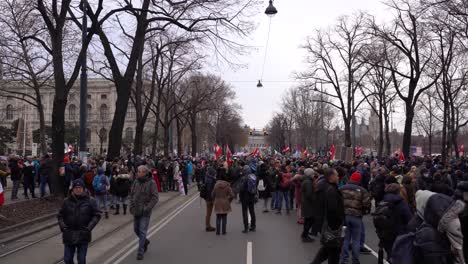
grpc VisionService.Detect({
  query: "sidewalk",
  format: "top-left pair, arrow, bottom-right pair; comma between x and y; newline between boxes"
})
0,186 -> 198,264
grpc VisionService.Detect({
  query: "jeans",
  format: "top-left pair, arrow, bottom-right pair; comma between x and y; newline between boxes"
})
271,191 -> 277,209
276,191 -> 290,212
95,194 -> 108,212
340,215 -> 363,264
40,174 -> 49,197
64,244 -> 88,264
11,180 -> 20,199
360,221 -> 365,249
302,217 -> 314,238
205,201 -> 214,228
134,216 -> 150,255
115,196 -> 127,205
241,201 -> 256,230
262,198 -> 270,211
216,214 -> 227,234
311,246 -> 340,264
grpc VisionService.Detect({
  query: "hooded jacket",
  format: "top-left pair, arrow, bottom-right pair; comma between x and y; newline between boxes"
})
129,175 -> 159,217
339,181 -> 371,217
212,180 -> 234,214
239,166 -> 256,203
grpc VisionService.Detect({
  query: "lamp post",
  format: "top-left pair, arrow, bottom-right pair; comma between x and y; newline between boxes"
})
265,0 -> 278,16
79,0 -> 88,163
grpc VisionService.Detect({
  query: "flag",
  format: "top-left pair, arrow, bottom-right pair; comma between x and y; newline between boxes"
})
329,145 -> 336,160
282,146 -> 290,153
459,144 -> 465,156
248,148 -> 259,157
302,149 -> 311,158
213,144 -> 223,160
226,145 -> 232,166
355,146 -> 364,157
0,184 -> 4,206
68,144 -> 74,153
399,148 -> 406,163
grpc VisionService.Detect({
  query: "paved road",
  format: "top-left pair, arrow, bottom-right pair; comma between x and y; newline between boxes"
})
107,197 -> 382,264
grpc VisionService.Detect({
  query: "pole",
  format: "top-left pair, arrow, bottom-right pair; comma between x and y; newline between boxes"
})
79,0 -> 88,163
23,105 -> 26,157
352,96 -> 356,157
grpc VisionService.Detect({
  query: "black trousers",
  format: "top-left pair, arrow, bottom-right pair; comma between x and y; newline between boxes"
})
241,201 -> 256,230
302,217 -> 314,238
182,177 -> 188,195
310,245 -> 340,264
216,214 -> 227,234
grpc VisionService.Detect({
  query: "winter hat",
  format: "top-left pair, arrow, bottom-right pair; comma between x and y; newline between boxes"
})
415,190 -> 436,220
304,168 -> 315,177
72,179 -> 85,188
384,183 -> 400,194
350,172 -> 362,183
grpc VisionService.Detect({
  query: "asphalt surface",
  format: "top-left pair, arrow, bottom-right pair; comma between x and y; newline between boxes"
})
111,198 -> 382,264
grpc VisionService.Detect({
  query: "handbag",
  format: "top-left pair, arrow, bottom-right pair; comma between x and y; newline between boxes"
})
320,186 -> 343,248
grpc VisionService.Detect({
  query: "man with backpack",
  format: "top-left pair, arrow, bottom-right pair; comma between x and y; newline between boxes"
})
339,172 -> 371,264
93,168 -> 110,219
239,165 -> 257,233
373,183 -> 412,261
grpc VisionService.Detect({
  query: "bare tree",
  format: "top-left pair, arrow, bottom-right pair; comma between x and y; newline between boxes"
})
0,0 -> 52,156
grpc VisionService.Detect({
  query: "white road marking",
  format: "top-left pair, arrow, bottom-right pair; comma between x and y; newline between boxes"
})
364,244 -> 389,264
104,194 -> 199,264
246,241 -> 253,264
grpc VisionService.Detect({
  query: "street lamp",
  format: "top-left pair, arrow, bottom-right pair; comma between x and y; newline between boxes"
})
257,80 -> 263,88
79,0 -> 88,163
265,0 -> 278,16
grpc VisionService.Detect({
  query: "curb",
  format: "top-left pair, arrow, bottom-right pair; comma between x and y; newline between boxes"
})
0,212 -> 57,235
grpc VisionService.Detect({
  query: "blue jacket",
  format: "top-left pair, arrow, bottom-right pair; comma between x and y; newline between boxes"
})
383,193 -> 412,235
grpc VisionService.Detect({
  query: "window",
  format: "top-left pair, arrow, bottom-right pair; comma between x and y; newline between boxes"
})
99,128 -> 107,143
100,104 -> 108,120
6,105 -> 13,120
125,127 -> 133,140
127,105 -> 136,119
87,94 -> 91,99
68,104 -> 76,120
86,128 -> 91,143
101,94 -> 107,100
87,104 -> 92,120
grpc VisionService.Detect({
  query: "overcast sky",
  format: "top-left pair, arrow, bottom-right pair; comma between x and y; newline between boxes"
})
211,0 -> 394,130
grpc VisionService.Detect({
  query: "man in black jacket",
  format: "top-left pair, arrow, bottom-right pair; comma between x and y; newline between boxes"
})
58,179 -> 101,264
311,168 -> 345,264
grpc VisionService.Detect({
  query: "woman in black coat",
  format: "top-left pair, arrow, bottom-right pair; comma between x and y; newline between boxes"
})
257,163 -> 272,212
112,168 -> 132,215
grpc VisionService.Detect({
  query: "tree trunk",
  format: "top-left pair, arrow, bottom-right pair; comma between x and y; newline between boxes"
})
107,82 -> 131,159
37,104 -> 47,155
176,118 -> 182,156
378,113 -> 384,159
402,104 -> 414,158
190,112 -> 197,157
151,117 -> 159,156
441,102 -> 448,164
133,119 -> 144,156
344,118 -> 352,147
51,96 -> 66,197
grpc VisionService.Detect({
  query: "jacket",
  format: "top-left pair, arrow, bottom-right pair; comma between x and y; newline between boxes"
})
204,168 -> 217,202
113,174 -> 131,197
301,175 -> 317,218
339,181 -> 371,217
239,166 -> 256,204
257,165 -> 272,199
212,180 -> 234,214
316,181 -> 344,230
57,193 -> 101,245
8,160 -> 21,181
383,193 -> 412,236
129,175 -> 159,217
39,158 -> 53,177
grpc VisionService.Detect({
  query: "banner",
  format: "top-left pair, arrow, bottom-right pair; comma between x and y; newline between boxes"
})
329,145 -> 336,160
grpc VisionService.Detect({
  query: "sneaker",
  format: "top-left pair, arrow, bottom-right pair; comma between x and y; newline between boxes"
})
360,247 -> 372,255
206,227 -> 216,232
262,209 -> 269,213
242,229 -> 249,234
144,239 -> 150,253
137,254 -> 144,260
249,227 -> 256,232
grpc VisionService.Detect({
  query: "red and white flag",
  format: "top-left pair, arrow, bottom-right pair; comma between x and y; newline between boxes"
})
459,144 -> 465,156
0,184 -> 4,206
282,146 -> 290,153
399,148 -> 406,163
213,144 -> 223,160
248,148 -> 259,157
226,145 -> 233,166
329,145 -> 336,160
302,149 -> 311,157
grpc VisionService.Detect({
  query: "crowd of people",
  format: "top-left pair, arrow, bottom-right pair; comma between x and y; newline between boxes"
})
3,152 -> 468,264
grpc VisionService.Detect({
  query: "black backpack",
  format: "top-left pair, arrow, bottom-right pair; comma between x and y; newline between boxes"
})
199,183 -> 208,200
372,201 -> 398,241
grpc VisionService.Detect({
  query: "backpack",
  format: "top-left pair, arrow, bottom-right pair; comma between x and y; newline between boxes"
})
246,174 -> 257,195
199,183 -> 208,200
257,179 -> 266,192
280,173 -> 291,189
93,175 -> 105,192
390,232 -> 415,264
372,201 -> 398,241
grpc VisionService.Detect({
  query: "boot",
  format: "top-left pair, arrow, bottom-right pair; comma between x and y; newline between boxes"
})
114,204 -> 120,215
105,211 -> 109,219
123,204 -> 127,215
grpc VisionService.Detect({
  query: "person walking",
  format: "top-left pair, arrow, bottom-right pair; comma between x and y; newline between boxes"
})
212,173 -> 235,235
93,168 -> 110,219
9,157 -> 21,200
129,165 -> 159,260
203,167 -> 217,232
239,165 -> 257,233
112,168 -> 131,215
23,157 -> 36,199
39,154 -> 53,197
310,168 -> 345,264
58,179 -> 101,264
301,168 -> 317,242
257,163 -> 272,213
339,172 -> 371,264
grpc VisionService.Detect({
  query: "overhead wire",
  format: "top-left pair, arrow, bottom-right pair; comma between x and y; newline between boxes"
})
260,16 -> 273,82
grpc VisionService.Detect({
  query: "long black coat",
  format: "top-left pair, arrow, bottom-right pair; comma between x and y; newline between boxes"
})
315,180 -> 344,230
57,194 -> 101,245
257,166 -> 272,199
301,176 -> 317,218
